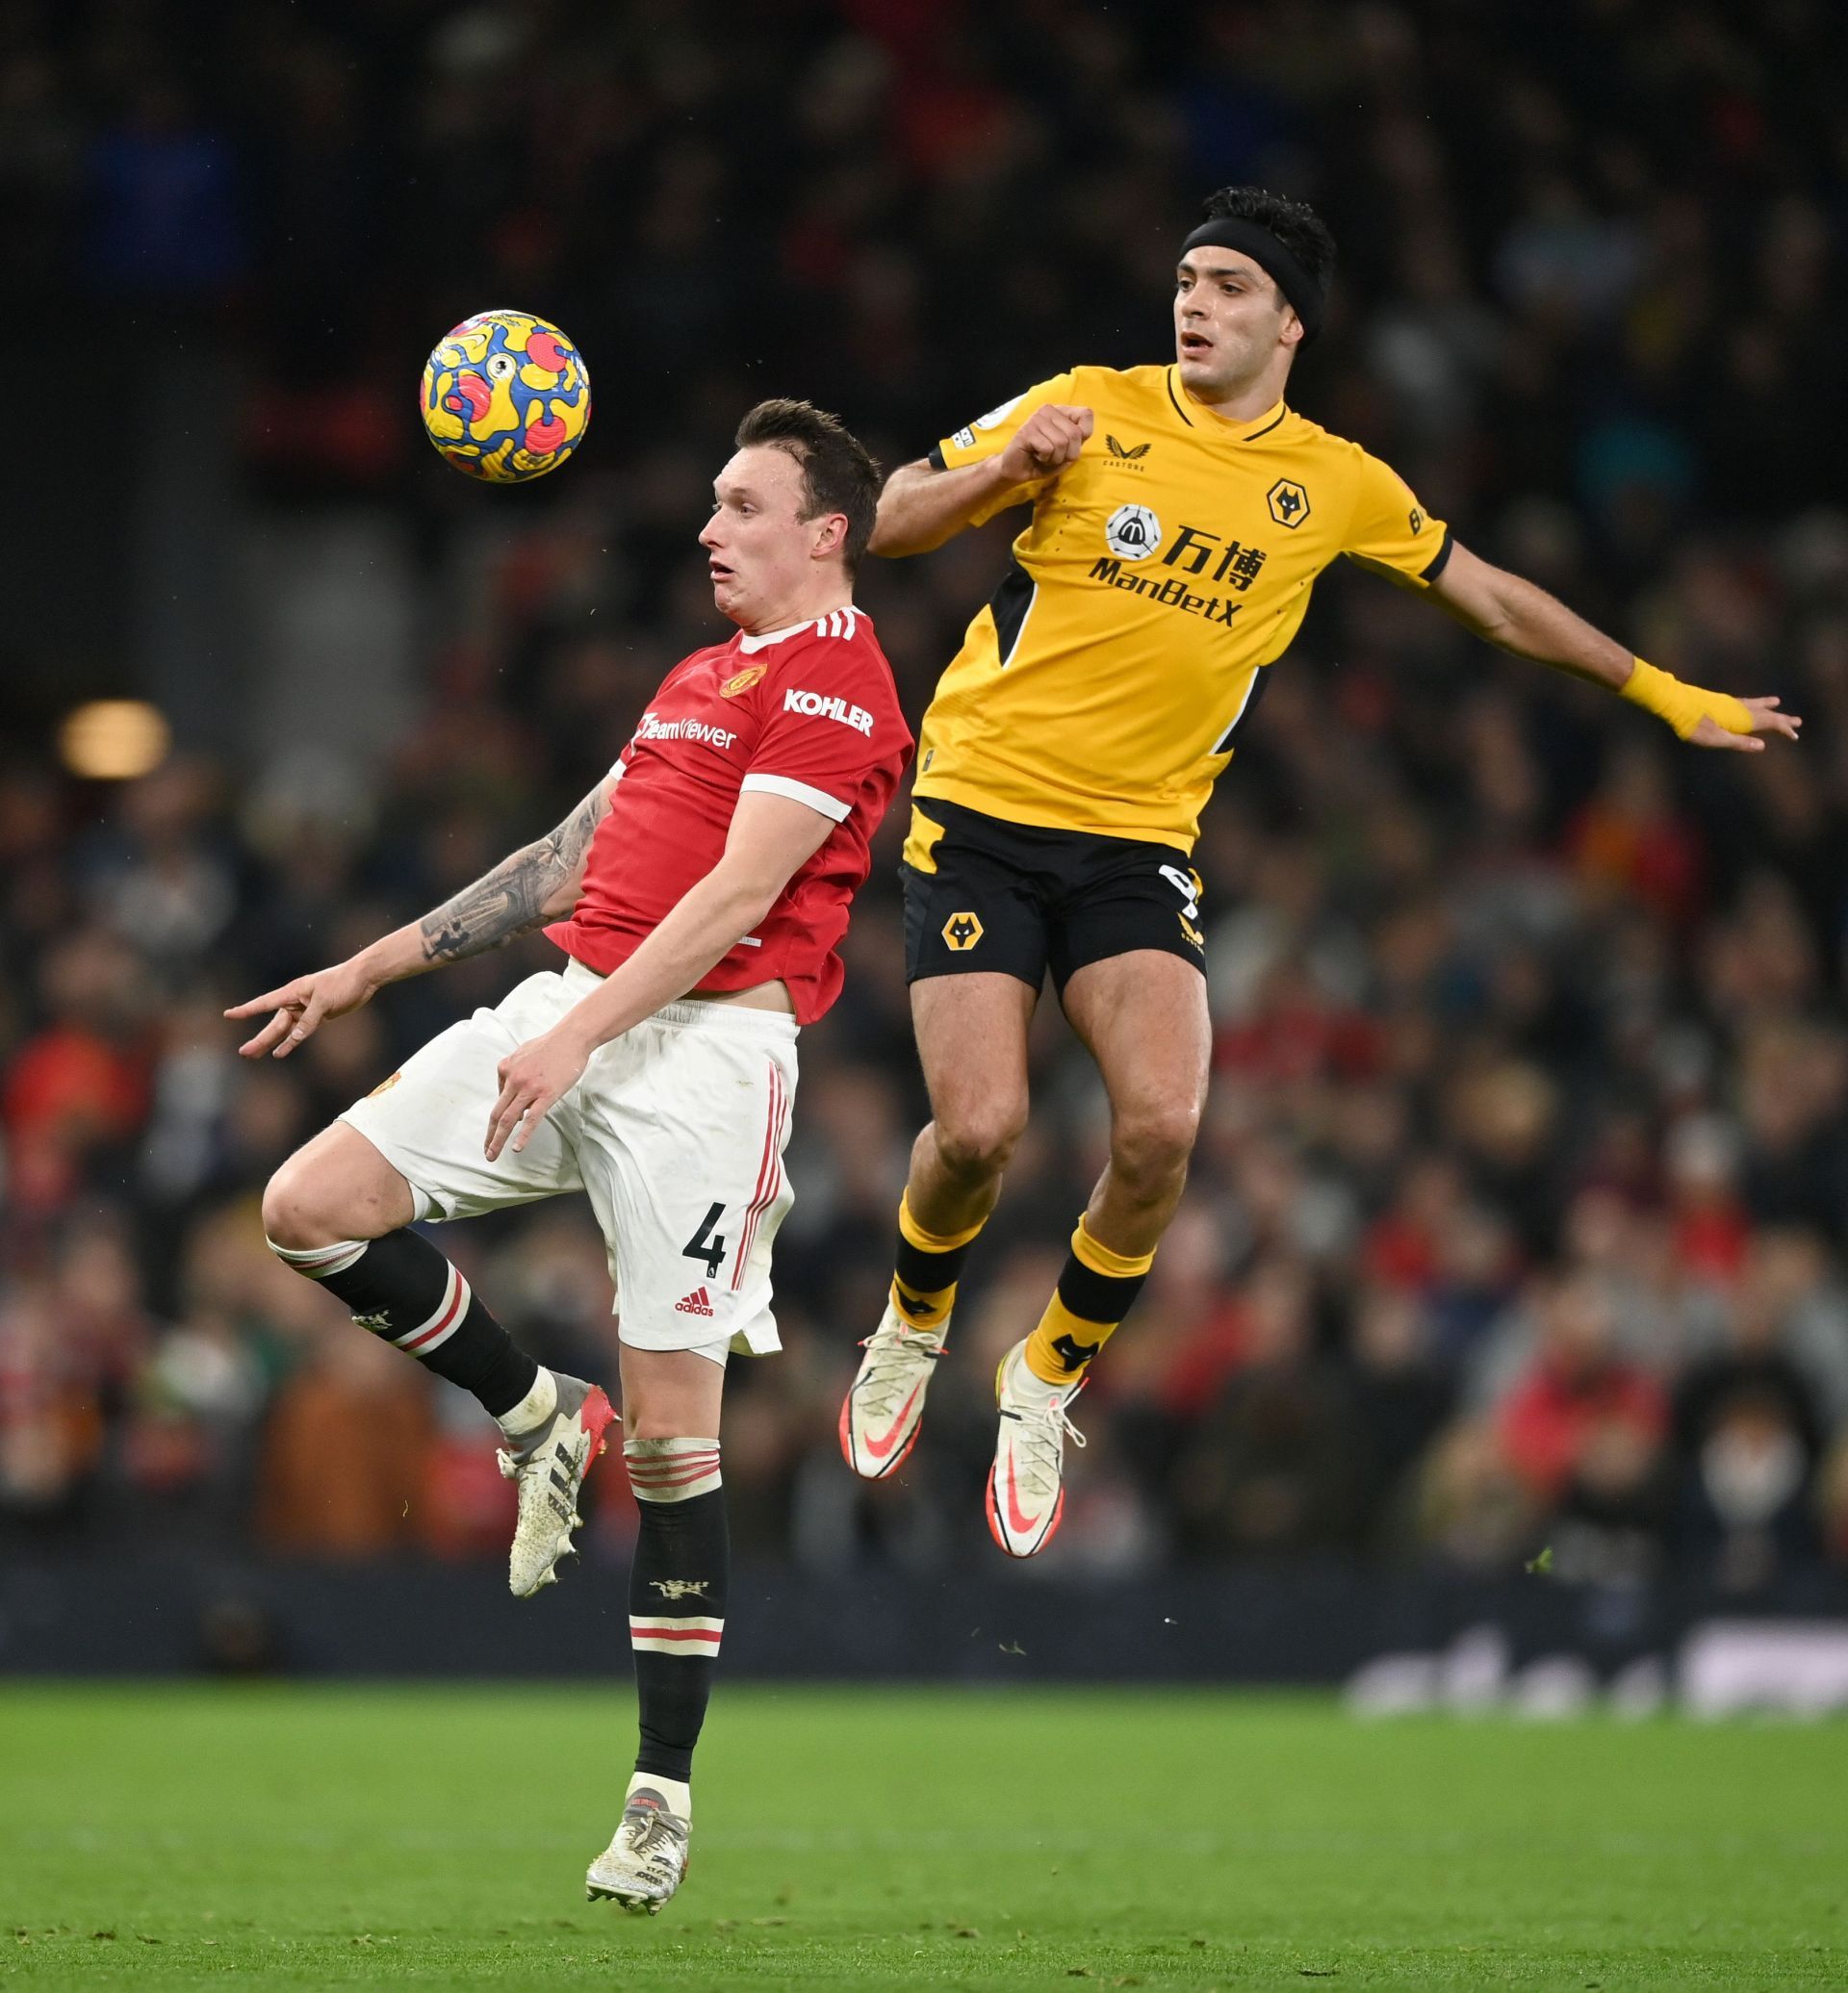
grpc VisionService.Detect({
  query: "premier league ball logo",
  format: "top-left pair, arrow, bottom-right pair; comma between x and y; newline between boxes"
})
420,309 -> 592,483
1105,502 -> 1162,560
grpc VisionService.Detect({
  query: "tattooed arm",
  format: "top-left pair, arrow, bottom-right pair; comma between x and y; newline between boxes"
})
224,779 -> 612,1060
418,779 -> 609,962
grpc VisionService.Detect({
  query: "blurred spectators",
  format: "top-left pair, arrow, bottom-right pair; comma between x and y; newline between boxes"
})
3,0 -> 1848,1585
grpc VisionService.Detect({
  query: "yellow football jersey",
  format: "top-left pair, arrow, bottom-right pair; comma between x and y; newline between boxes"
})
913,364 -> 1451,849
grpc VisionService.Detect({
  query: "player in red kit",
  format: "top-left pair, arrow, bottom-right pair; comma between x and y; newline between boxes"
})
228,401 -> 910,1914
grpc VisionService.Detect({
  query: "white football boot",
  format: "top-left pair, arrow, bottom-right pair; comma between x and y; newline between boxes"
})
498,1371 -> 616,1598
586,1786 -> 691,1914
985,1339 -> 1086,1557
839,1298 -> 947,1478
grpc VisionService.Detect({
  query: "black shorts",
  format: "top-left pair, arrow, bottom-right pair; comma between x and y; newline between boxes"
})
900,798 -> 1208,991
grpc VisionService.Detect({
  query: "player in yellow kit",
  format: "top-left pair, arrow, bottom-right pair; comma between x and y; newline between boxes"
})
838,185 -> 1802,1556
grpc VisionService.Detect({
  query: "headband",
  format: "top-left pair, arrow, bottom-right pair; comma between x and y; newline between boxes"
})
1180,218 -> 1326,345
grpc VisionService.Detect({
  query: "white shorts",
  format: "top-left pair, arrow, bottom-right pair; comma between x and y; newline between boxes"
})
340,961 -> 798,1358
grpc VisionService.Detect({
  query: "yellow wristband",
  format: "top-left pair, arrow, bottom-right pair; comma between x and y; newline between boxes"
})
1621,659 -> 1753,741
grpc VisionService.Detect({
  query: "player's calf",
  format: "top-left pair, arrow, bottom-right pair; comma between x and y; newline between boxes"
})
266,1207 -> 614,1597
587,1435 -> 727,1911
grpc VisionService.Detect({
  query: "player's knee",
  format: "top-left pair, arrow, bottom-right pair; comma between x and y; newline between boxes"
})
933,1098 -> 1028,1181
1109,1095 -> 1202,1189
261,1155 -> 355,1252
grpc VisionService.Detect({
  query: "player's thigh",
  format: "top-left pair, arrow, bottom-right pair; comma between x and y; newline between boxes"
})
1059,949 -> 1211,1150
264,1119 -> 416,1244
337,971 -> 586,1222
578,1007 -> 799,1360
911,972 -> 1039,1147
900,802 -> 1052,996
1048,840 -> 1208,995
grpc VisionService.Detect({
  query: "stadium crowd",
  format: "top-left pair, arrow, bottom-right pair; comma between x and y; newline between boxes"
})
4,0 -> 1848,1588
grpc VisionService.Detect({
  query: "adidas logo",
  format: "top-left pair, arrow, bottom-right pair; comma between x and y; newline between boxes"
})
675,1288 -> 715,1316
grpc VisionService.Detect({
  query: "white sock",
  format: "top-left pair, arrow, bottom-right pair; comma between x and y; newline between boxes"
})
628,1770 -> 691,1821
496,1367 -> 558,1440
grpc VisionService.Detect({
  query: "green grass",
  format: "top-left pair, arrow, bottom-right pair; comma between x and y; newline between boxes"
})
2,1685 -> 1845,1988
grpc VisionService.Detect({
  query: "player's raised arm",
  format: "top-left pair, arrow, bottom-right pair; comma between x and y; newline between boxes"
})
870,375 -> 1093,557
1425,541 -> 1803,753
484,789 -> 837,1159
223,777 -> 611,1059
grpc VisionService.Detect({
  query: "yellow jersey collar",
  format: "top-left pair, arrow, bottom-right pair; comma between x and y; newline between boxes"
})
1166,368 -> 1289,443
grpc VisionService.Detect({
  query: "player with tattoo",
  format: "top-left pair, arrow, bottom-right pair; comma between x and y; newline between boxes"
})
231,400 -> 910,1913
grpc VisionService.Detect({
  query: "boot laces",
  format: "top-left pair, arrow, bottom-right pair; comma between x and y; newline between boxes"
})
853,1326 -> 944,1421
1010,1379 -> 1087,1484
618,1804 -> 687,1869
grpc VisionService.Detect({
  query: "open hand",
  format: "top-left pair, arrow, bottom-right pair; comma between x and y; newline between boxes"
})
998,403 -> 1093,484
1689,696 -> 1803,752
225,958 -> 377,1059
485,1027 -> 590,1162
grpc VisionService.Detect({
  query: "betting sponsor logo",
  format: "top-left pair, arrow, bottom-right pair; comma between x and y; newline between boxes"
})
636,711 -> 738,750
1161,526 -> 1269,591
1089,558 -> 1243,626
1105,502 -> 1163,560
783,687 -> 874,735
1088,520 -> 1271,626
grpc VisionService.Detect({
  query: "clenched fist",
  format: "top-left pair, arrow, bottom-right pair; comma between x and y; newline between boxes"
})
998,404 -> 1093,484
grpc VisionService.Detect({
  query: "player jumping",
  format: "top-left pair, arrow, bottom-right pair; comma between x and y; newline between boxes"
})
839,185 -> 1801,1556
233,400 -> 910,1912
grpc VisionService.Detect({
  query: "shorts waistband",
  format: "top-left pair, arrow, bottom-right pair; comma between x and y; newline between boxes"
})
562,959 -> 800,1040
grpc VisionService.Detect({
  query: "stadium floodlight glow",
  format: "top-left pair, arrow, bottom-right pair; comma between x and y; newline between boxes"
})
59,700 -> 171,780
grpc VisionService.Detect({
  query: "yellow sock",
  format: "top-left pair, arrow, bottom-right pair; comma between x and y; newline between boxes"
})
1023,1218 -> 1156,1385
890,1194 -> 986,1335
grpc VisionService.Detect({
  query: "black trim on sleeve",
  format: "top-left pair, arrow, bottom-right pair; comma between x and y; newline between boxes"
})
1420,524 -> 1455,583
927,444 -> 947,472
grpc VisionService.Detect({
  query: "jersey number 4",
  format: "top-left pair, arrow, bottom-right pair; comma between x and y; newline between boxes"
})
681,1201 -> 728,1280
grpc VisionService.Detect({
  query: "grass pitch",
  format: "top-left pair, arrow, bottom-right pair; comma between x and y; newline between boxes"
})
2,1684 -> 1844,1988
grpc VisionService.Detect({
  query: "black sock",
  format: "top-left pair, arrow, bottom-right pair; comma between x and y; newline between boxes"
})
626,1439 -> 727,1784
269,1229 -> 538,1418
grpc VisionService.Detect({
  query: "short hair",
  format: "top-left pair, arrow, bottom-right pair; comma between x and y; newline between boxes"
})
733,398 -> 881,573
1199,186 -> 1338,299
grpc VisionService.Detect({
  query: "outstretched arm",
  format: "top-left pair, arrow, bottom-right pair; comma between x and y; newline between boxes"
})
869,402 -> 1095,556
1427,542 -> 1802,753
224,778 -> 611,1059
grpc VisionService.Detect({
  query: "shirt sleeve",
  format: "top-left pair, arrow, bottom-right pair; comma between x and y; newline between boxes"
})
741,641 -> 907,825
931,371 -> 1079,526
1342,448 -> 1452,587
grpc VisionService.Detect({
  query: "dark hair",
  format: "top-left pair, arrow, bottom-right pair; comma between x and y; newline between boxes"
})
733,398 -> 882,573
1199,186 -> 1338,298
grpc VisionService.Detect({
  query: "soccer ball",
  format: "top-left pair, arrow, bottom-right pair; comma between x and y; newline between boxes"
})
419,309 -> 592,483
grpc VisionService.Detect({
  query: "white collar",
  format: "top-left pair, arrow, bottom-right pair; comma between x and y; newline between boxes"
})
736,605 -> 860,653
737,619 -> 815,654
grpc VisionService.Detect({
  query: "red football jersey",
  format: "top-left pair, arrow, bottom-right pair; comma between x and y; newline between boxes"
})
548,606 -> 912,1024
